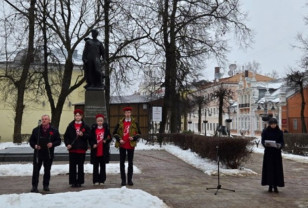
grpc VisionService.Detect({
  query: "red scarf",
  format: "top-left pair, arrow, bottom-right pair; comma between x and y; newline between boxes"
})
95,127 -> 105,157
121,121 -> 133,149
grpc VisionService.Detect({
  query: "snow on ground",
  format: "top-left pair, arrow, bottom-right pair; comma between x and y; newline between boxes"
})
2,138 -> 307,177
0,163 -> 141,177
0,187 -> 169,208
252,143 -> 308,164
0,140 -> 256,176
0,142 -> 29,150
163,144 -> 257,176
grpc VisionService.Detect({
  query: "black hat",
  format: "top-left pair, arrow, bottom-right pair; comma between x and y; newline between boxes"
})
268,118 -> 278,124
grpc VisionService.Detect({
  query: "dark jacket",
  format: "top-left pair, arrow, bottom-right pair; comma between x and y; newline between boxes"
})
113,117 -> 141,148
261,126 -> 285,187
64,120 -> 91,151
90,123 -> 112,164
29,125 -> 61,160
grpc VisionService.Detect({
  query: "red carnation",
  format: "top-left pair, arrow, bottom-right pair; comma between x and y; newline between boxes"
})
81,128 -> 85,132
49,131 -> 54,136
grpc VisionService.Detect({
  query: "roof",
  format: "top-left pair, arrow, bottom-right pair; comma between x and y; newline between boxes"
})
219,71 -> 273,83
111,94 -> 154,104
74,94 -> 161,106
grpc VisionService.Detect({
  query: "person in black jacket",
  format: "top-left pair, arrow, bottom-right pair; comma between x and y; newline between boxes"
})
29,115 -> 61,193
64,109 -> 91,187
261,117 -> 285,193
90,114 -> 112,185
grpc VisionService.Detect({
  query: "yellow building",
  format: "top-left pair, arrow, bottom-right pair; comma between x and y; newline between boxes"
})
0,61 -> 85,141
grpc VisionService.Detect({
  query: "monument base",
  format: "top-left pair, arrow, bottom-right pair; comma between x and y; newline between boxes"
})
84,89 -> 108,126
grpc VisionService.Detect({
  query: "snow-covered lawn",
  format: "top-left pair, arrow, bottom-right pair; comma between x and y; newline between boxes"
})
253,143 -> 308,164
1,140 -> 257,177
0,187 -> 169,208
0,163 -> 141,177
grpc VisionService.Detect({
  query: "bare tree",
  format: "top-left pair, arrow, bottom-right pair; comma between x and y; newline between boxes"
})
285,70 -> 307,133
190,94 -> 210,133
1,0 -> 36,143
140,0 -> 251,134
212,83 -> 234,136
34,0 -> 106,128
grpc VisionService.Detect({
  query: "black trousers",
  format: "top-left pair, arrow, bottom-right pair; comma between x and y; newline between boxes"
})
92,156 -> 106,184
69,152 -> 86,185
32,156 -> 53,187
119,148 -> 134,183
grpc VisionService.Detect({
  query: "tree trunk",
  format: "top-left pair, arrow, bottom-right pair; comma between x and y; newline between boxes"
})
159,0 -> 178,134
51,58 -> 74,128
13,0 -> 36,143
104,0 -> 110,123
300,85 -> 307,133
198,103 -> 202,133
218,95 -> 223,126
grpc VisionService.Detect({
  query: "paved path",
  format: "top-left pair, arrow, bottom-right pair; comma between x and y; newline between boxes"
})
0,150 -> 307,208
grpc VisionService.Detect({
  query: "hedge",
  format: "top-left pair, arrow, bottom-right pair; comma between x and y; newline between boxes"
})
283,133 -> 308,156
152,133 -> 254,169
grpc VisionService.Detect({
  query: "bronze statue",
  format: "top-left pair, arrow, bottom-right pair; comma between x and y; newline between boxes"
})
82,29 -> 105,89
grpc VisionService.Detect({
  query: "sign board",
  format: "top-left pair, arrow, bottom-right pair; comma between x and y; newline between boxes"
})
152,106 -> 162,122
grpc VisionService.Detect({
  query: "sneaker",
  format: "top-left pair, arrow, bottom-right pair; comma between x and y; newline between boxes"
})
31,186 -> 38,193
71,184 -> 77,188
93,182 -> 99,186
43,186 -> 50,191
121,181 -> 126,186
99,182 -> 104,186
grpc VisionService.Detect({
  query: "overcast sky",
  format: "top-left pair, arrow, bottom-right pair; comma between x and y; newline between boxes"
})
205,0 -> 308,80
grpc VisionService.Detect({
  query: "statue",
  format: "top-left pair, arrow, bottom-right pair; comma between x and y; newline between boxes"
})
82,29 -> 105,89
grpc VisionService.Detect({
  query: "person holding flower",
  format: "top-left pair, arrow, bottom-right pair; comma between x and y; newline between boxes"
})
113,107 -> 141,186
90,114 -> 111,185
29,114 -> 61,193
64,109 -> 91,188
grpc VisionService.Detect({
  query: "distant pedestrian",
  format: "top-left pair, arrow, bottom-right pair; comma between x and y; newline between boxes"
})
113,107 -> 141,186
64,109 -> 91,188
90,114 -> 111,185
29,115 -> 61,192
261,118 -> 285,193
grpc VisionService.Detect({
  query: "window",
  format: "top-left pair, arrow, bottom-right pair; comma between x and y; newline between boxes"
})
293,119 -> 298,130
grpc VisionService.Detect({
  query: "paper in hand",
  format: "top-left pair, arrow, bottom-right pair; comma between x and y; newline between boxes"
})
265,140 -> 276,147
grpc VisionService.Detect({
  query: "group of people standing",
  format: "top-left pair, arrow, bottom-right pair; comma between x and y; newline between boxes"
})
29,106 -> 140,192
29,106 -> 285,194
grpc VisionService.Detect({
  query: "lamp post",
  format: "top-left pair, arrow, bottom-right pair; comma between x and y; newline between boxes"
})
225,103 -> 233,137
257,101 -> 276,129
203,109 -> 208,136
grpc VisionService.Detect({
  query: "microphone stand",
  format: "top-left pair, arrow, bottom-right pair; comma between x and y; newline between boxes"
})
206,146 -> 235,195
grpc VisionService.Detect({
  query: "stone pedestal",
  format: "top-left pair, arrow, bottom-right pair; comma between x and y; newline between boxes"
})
84,89 -> 108,126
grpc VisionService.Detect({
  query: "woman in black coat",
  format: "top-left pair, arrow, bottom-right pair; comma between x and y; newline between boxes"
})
90,114 -> 112,185
261,117 -> 285,193
64,109 -> 91,187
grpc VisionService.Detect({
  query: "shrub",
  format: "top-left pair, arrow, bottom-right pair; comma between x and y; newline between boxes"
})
154,133 -> 253,169
283,133 -> 308,156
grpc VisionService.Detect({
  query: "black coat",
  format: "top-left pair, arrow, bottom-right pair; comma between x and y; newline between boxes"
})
89,123 -> 112,164
64,120 -> 91,151
261,126 -> 285,187
29,125 -> 61,160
